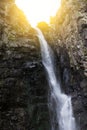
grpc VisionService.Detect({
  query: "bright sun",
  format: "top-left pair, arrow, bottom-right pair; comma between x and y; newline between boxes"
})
15,0 -> 61,26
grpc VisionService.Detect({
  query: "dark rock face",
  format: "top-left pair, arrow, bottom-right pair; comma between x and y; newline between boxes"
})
57,47 -> 87,130
0,0 -> 87,130
0,46 -> 50,130
52,0 -> 87,130
0,1 -> 50,130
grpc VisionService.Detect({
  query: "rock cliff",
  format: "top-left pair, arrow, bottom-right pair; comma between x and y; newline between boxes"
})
53,0 -> 87,129
0,0 -> 50,130
55,0 -> 87,74
0,0 -> 87,130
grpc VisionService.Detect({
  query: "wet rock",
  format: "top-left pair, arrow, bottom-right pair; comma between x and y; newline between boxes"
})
0,0 -> 87,130
49,0 -> 87,129
0,46 -> 50,130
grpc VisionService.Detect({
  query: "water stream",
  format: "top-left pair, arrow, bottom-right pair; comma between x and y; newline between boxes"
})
36,27 -> 76,130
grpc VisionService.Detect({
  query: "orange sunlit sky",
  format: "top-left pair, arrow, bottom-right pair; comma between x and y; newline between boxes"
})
15,0 -> 61,26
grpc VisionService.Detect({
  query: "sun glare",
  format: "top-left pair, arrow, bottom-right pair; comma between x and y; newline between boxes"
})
15,0 -> 61,26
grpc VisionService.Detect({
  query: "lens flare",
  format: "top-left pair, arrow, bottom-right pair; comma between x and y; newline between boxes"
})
15,0 -> 61,26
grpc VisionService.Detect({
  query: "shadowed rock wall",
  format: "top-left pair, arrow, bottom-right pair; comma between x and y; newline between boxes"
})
0,0 -> 87,130
52,0 -> 87,129
0,1 -> 50,130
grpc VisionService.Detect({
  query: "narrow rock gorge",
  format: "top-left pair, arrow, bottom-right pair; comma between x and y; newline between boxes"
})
0,0 -> 87,130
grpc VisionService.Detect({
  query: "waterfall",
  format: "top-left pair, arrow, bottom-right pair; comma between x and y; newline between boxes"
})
36,27 -> 77,130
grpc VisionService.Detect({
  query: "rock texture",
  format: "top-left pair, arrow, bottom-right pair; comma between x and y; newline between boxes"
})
0,46 -> 50,130
52,0 -> 87,129
0,1 -> 50,130
0,0 -> 87,130
55,0 -> 87,76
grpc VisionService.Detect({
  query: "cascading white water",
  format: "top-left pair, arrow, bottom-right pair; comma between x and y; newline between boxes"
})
36,27 -> 77,130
